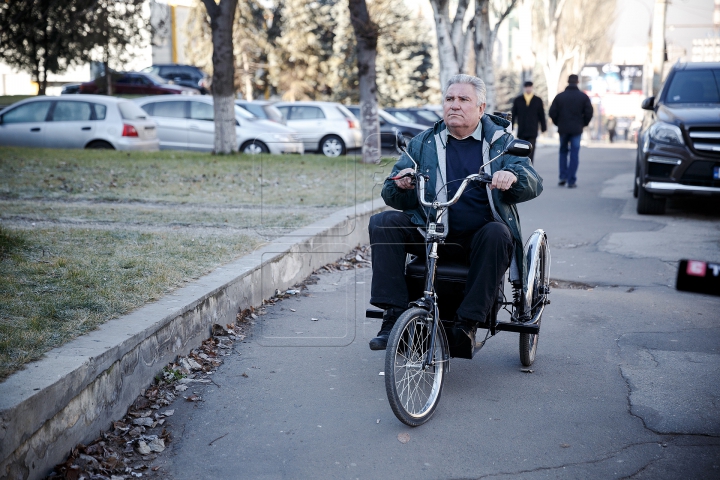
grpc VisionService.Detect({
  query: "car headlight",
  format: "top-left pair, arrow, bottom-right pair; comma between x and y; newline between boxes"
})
648,121 -> 684,146
271,134 -> 292,142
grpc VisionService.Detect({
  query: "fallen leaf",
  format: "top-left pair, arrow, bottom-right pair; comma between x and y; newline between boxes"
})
174,384 -> 188,392
132,417 -> 154,427
186,395 -> 200,402
161,409 -> 175,417
398,433 -> 410,444
560,443 -> 571,448
148,438 -> 165,453
520,368 -> 534,373
241,372 -> 248,378
290,308 -> 296,312
136,441 -> 151,455
152,466 -> 160,472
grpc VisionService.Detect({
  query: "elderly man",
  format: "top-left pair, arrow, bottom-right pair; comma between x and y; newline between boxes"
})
367,74 -> 543,351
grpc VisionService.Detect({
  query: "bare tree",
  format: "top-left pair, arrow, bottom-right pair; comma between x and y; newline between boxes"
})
200,0 -> 238,154
532,0 -> 614,105
349,0 -> 380,164
428,0 -> 474,89
473,0 -> 518,113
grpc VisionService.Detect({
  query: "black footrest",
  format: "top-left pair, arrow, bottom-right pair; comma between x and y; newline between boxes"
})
494,321 -> 540,334
366,309 -> 383,319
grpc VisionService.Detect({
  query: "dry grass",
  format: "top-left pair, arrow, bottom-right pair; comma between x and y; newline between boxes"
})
0,225 -> 261,380
0,147 -> 394,380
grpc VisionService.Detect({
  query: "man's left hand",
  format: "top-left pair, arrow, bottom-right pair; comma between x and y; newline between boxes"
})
490,170 -> 517,191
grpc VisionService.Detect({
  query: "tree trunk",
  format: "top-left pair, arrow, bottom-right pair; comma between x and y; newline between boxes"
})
473,0 -> 517,113
429,0 -> 462,90
349,0 -> 380,164
202,0 -> 238,154
474,1 -> 494,112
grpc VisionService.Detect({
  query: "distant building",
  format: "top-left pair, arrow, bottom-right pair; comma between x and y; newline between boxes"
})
691,38 -> 720,62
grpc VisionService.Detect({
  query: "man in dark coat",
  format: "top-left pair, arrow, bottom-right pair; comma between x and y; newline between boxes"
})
548,74 -> 593,188
511,81 -> 546,163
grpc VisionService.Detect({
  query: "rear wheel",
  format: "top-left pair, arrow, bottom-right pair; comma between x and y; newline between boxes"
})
637,185 -> 666,214
520,232 -> 549,367
85,140 -> 114,149
319,135 -> 345,157
633,161 -> 640,198
240,140 -> 269,154
385,307 -> 447,426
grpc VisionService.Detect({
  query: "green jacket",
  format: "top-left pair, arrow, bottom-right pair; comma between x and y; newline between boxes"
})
381,114 -> 543,290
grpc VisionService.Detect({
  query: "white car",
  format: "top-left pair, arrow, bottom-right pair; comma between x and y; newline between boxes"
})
0,95 -> 159,150
134,96 -> 304,154
274,101 -> 362,157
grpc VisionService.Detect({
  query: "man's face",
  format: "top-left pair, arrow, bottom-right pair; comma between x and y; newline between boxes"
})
524,85 -> 534,95
443,83 -> 485,134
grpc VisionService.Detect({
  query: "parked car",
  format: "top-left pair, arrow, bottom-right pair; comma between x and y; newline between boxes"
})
142,64 -> 210,94
235,100 -> 285,124
134,96 -> 303,154
79,72 -> 199,95
383,107 -> 441,127
0,95 -> 159,150
346,106 -> 425,151
274,101 -> 362,157
635,62 -> 720,214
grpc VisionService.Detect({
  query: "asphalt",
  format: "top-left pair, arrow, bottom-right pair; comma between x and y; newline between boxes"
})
153,143 -> 720,479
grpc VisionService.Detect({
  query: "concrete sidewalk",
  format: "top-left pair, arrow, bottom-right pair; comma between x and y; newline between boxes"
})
0,198 -> 386,480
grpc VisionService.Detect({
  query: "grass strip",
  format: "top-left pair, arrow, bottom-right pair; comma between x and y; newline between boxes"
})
0,224 -> 261,380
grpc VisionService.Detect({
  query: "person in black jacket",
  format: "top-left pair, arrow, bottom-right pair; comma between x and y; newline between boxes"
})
548,74 -> 593,188
511,81 -> 546,163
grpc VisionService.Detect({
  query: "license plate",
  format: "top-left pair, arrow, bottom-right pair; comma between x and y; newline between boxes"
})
714,166 -> 720,180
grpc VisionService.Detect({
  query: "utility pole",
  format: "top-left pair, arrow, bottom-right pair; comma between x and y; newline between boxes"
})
650,0 -> 668,96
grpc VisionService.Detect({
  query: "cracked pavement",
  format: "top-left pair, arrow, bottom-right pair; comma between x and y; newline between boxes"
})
151,145 -> 719,479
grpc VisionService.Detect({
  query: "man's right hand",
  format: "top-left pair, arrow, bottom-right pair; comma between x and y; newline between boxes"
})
394,168 -> 416,190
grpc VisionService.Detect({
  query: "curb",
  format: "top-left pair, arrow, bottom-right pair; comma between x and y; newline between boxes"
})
0,198 -> 386,480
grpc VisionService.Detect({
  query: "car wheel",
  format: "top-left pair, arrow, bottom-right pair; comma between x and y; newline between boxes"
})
633,160 -> 640,198
320,135 -> 345,157
241,140 -> 269,155
85,140 -> 114,150
637,185 -> 666,215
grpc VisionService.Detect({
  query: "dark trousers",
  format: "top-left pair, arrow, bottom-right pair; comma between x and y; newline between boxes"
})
558,133 -> 582,185
368,211 -> 514,323
518,135 -> 537,163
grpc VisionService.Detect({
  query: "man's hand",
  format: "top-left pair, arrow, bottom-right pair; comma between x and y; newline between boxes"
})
490,170 -> 517,191
393,168 -> 415,190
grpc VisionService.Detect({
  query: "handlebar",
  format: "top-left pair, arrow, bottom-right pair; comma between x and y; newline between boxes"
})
387,171 -> 493,209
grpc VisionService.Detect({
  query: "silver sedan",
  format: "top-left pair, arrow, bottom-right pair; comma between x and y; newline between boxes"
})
0,95 -> 159,150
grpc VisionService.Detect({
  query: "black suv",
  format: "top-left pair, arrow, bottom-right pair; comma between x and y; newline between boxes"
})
635,62 -> 720,214
142,64 -> 210,94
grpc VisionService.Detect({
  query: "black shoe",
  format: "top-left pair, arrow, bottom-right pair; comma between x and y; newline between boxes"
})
369,308 -> 403,350
568,183 -> 577,189
558,180 -> 567,186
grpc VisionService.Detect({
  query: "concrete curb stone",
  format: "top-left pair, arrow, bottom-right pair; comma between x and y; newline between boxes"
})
0,198 -> 386,480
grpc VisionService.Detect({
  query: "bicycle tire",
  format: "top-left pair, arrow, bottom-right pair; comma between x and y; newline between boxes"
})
385,307 -> 447,426
520,233 -> 549,367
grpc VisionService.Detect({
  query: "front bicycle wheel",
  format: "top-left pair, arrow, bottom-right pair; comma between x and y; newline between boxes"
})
385,307 -> 447,426
520,232 -> 550,367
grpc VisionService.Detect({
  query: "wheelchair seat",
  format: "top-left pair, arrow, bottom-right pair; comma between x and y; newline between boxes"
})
405,255 -> 470,283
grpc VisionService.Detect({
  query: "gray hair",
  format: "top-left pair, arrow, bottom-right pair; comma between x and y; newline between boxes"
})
443,74 -> 487,106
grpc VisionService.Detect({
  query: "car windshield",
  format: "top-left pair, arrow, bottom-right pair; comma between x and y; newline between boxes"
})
665,70 -> 720,104
239,103 -> 266,118
417,110 -> 441,121
234,105 -> 255,119
143,72 -> 168,85
118,101 -> 148,120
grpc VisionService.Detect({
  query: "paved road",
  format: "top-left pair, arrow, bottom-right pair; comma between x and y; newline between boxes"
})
160,144 -> 720,479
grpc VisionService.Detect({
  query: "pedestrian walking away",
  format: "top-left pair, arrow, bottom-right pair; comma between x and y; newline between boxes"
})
548,74 -> 593,188
511,81 -> 547,163
606,115 -> 617,143
367,74 -> 543,351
